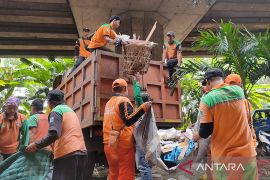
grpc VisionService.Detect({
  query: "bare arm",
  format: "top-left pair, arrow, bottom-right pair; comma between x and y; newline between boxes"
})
177,43 -> 182,64
162,48 -> 167,63
177,51 -> 182,64
104,35 -> 117,44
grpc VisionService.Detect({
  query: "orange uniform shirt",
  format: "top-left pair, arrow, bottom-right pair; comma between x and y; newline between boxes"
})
103,95 -> 147,149
103,96 -> 134,149
0,113 -> 26,154
79,38 -> 91,58
27,113 -> 49,143
199,84 -> 256,163
50,105 -> 86,159
163,40 -> 181,60
88,24 -> 117,49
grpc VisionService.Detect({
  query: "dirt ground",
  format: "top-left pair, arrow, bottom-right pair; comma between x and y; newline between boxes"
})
1,154 -> 270,180
90,158 -> 270,180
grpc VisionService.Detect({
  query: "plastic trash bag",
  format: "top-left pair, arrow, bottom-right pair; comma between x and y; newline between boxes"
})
133,107 -> 169,171
164,140 -> 195,163
193,118 -> 211,162
157,128 -> 178,140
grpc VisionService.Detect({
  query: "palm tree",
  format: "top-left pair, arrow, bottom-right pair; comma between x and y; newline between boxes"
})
192,21 -> 270,108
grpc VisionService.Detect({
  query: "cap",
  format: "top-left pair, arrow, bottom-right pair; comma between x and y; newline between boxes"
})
83,28 -> 90,32
112,79 -> 128,88
31,99 -> 44,107
6,97 -> 20,107
204,68 -> 224,80
48,89 -> 64,102
167,31 -> 175,37
225,74 -> 241,85
109,15 -> 121,23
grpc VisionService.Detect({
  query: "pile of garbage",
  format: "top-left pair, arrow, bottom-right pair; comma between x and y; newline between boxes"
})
158,128 -> 197,168
133,108 -> 197,171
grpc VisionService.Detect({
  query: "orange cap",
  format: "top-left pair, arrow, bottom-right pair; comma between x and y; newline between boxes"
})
112,78 -> 128,88
225,74 -> 241,85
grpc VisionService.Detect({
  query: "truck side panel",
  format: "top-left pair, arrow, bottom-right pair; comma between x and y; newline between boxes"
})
57,50 -> 182,128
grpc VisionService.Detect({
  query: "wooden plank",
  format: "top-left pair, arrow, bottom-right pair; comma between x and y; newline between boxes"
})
145,21 -> 157,42
0,15 -> 73,24
0,9 -> 72,17
0,32 -> 77,39
0,45 -> 74,50
0,0 -> 70,11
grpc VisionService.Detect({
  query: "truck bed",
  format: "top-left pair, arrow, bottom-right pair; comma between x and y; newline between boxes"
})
57,50 -> 182,128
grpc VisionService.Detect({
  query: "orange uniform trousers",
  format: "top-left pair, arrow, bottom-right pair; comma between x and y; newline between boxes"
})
104,145 -> 135,180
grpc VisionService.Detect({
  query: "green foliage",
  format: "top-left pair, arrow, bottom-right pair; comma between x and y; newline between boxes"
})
194,21 -> 270,101
171,21 -> 270,127
0,58 -> 74,114
174,58 -> 212,127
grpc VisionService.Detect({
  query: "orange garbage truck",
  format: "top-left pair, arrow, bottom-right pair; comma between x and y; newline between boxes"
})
56,50 -> 182,175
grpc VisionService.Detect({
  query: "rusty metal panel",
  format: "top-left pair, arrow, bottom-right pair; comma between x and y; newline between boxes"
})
57,54 -> 95,128
143,63 -> 162,83
142,61 -> 181,124
165,104 -> 180,120
153,103 -> 163,119
100,54 -> 120,79
147,85 -> 162,100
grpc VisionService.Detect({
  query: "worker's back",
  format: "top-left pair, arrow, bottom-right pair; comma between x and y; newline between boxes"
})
199,84 -> 256,162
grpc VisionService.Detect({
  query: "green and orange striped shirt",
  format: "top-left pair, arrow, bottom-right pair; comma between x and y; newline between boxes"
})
198,83 -> 256,162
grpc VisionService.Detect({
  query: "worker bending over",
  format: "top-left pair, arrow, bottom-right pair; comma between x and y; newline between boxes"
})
88,15 -> 121,53
26,90 -> 88,180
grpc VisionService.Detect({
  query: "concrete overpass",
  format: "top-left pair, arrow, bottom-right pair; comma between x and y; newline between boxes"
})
0,0 -> 269,57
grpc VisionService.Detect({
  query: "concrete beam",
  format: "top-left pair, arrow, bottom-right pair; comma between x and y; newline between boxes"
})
163,1 -> 214,41
69,0 -> 215,40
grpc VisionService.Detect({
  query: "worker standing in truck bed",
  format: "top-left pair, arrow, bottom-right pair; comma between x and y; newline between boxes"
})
69,28 -> 92,74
